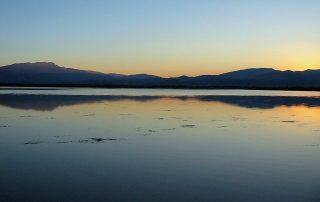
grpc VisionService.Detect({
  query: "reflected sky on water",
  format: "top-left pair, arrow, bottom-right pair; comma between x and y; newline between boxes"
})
0,89 -> 320,201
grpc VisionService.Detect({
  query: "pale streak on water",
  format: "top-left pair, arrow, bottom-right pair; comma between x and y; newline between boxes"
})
0,88 -> 319,202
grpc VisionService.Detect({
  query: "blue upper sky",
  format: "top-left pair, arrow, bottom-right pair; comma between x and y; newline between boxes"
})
0,0 -> 319,76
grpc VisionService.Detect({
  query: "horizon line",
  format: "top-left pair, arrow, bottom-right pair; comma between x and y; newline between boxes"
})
1,61 -> 320,78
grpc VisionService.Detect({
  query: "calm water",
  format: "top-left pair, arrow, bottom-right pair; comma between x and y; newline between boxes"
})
0,88 -> 320,202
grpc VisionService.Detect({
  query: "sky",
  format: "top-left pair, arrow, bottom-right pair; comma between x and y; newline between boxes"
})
0,0 -> 319,77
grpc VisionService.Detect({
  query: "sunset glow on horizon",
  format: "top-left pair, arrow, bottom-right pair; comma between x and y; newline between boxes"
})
0,0 -> 319,77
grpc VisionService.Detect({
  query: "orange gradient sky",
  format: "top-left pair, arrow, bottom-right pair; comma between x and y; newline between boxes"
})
0,1 -> 319,77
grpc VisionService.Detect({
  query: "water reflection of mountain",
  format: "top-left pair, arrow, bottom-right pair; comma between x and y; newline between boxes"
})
0,94 -> 320,111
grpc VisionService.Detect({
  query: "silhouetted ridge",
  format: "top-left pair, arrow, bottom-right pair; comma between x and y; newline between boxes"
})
0,62 -> 320,89
220,68 -> 276,79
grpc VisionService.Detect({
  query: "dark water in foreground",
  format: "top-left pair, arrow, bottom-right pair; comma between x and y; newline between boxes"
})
0,89 -> 320,201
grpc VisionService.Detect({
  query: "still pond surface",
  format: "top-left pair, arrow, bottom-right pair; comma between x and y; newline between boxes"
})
0,88 -> 320,201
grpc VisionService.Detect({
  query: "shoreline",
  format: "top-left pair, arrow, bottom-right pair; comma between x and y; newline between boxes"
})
1,84 -> 320,92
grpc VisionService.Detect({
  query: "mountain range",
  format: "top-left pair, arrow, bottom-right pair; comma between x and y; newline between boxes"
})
0,62 -> 320,89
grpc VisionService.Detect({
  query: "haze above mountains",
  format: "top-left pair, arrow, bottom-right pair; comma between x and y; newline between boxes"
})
0,62 -> 320,89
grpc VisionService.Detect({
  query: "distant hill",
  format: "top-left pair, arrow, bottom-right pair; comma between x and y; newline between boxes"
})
0,62 -> 161,85
0,62 -> 320,89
